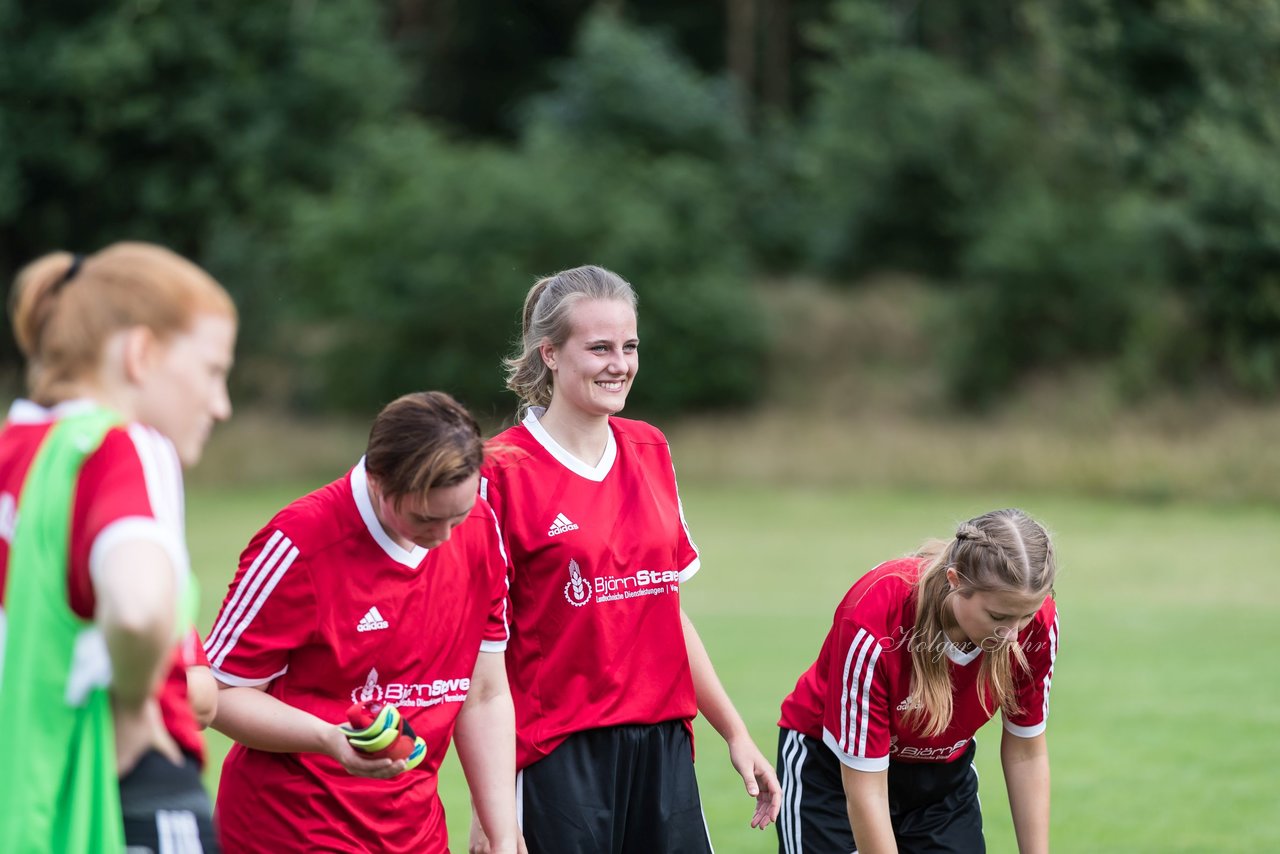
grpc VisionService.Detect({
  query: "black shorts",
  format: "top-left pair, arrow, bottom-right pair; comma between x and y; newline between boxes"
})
519,720 -> 714,854
119,750 -> 219,854
776,728 -> 983,854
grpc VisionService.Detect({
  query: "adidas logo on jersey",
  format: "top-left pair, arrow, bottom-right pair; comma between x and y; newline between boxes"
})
548,513 -> 579,537
357,606 -> 389,632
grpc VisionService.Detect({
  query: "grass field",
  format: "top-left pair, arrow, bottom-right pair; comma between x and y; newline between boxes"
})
187,480 -> 1280,853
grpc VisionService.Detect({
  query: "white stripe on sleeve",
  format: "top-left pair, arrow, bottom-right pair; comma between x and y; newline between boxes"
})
127,425 -> 187,548
482,501 -> 509,567
838,630 -> 863,753
204,531 -> 298,668
1004,611 -> 1060,738
840,630 -> 879,754
204,530 -> 284,660
1042,613 -> 1059,722
856,641 -> 883,758
669,446 -> 700,560
482,502 -> 511,645
209,542 -> 298,669
87,425 -> 191,600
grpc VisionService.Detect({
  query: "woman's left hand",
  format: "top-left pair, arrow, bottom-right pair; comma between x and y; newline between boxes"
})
114,697 -> 183,775
728,736 -> 783,829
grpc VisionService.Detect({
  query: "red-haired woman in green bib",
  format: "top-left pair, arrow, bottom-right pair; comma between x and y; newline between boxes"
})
0,243 -> 236,853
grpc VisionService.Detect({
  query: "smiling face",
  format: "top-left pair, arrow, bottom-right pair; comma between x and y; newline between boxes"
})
945,567 -> 1047,650
372,473 -> 480,550
133,312 -> 236,467
542,298 -> 638,419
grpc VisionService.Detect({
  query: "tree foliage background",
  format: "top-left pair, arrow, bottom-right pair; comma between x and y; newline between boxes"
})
3,0 -> 1279,415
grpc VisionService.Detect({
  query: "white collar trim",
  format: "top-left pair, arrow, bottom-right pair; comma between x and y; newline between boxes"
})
350,456 -> 427,568
945,640 -> 983,666
7,398 -> 101,423
522,407 -> 616,482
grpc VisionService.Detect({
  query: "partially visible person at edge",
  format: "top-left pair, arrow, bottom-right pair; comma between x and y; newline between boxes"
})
0,242 -> 237,853
471,265 -> 782,854
776,508 -> 1060,854
206,391 -> 522,853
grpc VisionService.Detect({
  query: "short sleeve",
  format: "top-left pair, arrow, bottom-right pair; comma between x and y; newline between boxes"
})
204,526 -> 312,687
1004,600 -> 1060,738
821,619 -> 892,771
478,468 -> 505,527
665,444 -> 700,583
180,627 -> 208,668
477,498 -> 510,653
71,426 -> 189,619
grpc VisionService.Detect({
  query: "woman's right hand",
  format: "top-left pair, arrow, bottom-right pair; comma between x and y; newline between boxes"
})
469,810 -> 527,854
327,725 -> 408,779
468,808 -> 491,854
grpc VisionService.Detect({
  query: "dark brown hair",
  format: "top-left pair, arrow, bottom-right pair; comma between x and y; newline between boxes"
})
364,391 -> 485,506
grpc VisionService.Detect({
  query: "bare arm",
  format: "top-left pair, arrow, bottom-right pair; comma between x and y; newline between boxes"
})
186,665 -> 218,729
841,765 -> 898,854
96,539 -> 181,772
455,652 -> 522,854
211,679 -> 405,779
97,539 -> 175,708
680,608 -> 782,829
1002,730 -> 1050,854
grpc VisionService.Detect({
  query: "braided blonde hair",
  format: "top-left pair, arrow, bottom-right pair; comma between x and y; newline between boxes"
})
904,508 -> 1056,737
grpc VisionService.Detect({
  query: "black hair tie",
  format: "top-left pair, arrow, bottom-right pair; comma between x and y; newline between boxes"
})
51,254 -> 84,294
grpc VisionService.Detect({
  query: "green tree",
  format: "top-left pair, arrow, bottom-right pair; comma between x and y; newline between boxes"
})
0,0 -> 407,373
798,2 -> 1028,280
280,13 -> 765,417
1046,0 -> 1280,394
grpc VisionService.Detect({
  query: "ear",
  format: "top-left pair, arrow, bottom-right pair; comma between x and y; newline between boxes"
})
539,339 -> 557,371
120,326 -> 158,385
945,566 -> 960,592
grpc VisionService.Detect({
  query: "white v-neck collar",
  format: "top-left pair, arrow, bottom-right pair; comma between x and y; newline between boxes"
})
944,640 -> 982,666
350,456 -> 428,568
522,408 -> 617,482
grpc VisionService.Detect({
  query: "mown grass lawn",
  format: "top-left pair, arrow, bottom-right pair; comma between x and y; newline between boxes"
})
189,482 -> 1280,853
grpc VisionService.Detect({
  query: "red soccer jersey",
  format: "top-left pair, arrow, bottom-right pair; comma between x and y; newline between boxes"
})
778,558 -> 1059,771
481,410 -> 700,769
206,458 -> 510,854
0,399 -> 190,707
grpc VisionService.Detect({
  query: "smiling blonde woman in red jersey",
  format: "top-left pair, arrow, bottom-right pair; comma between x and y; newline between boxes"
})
474,265 -> 781,854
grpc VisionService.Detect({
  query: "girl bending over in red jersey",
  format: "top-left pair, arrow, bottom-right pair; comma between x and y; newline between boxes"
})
777,508 -> 1059,854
